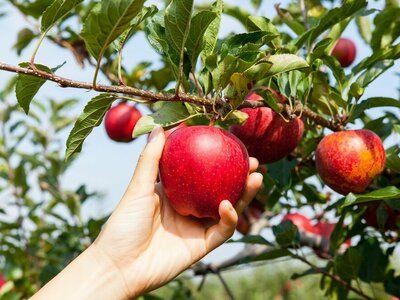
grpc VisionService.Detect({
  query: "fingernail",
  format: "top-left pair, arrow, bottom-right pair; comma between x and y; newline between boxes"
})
149,126 -> 163,142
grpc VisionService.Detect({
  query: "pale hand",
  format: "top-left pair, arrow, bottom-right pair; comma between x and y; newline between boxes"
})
32,126 -> 263,300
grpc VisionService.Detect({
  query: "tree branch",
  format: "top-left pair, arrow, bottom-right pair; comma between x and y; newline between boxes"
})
0,62 -> 343,131
0,62 -> 215,107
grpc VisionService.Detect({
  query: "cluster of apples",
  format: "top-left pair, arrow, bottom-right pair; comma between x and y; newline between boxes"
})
103,37 -> 393,231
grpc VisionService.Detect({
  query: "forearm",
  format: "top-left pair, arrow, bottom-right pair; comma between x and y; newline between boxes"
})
32,245 -> 130,300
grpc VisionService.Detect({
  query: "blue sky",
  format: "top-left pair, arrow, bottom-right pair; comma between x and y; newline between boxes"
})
0,0 -> 399,262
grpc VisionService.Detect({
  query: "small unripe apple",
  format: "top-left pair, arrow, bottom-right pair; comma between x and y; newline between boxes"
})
104,103 -> 142,142
363,202 -> 400,230
160,126 -> 249,219
332,38 -> 357,68
282,213 -> 318,234
230,89 -> 304,164
315,129 -> 386,195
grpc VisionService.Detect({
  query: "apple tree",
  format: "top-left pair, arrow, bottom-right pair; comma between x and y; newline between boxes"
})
0,0 -> 400,299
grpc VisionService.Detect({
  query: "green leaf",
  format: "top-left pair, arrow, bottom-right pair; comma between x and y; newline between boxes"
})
15,63 -> 51,114
272,220 -> 298,247
240,248 -> 292,264
200,0 -> 223,63
66,94 -> 116,161
356,238 -> 389,283
386,146 -> 400,173
247,16 -> 282,48
267,159 -> 298,189
370,8 -> 400,51
145,11 -> 168,55
350,97 -> 400,121
13,28 -> 36,55
165,0 -> 193,56
356,15 -> 372,44
353,43 -> 400,74
384,270 -> 400,298
11,0 -> 53,18
133,102 -> 203,137
341,186 -> 400,208
334,248 -> 361,281
265,54 -> 309,77
293,0 -> 368,48
41,0 -> 83,33
356,60 -> 394,89
118,5 -> 159,50
81,0 -> 145,60
220,31 -> 267,60
186,10 -> 217,69
229,235 -> 273,246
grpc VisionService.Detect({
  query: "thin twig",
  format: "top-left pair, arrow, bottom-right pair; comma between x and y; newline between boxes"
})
291,253 -> 373,300
215,271 -> 236,300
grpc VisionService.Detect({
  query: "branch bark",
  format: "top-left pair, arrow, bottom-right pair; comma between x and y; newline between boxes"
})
0,62 -> 343,131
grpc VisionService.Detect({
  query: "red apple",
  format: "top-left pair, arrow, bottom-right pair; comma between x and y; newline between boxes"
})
315,129 -> 386,195
363,202 -> 400,230
332,38 -> 357,68
0,274 -> 6,288
230,89 -> 304,164
104,103 -> 142,142
159,126 -> 249,219
282,213 -> 318,234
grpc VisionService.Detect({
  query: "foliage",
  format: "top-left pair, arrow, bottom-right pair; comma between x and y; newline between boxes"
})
0,0 -> 400,299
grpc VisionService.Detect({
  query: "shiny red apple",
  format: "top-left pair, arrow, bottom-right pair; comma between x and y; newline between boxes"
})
104,103 -> 142,142
230,89 -> 304,164
315,129 -> 386,195
282,213 -> 319,234
159,126 -> 249,219
332,38 -> 357,68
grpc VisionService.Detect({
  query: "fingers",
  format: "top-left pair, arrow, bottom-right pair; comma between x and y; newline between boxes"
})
249,157 -> 259,173
128,126 -> 165,194
235,172 -> 263,215
205,200 -> 238,252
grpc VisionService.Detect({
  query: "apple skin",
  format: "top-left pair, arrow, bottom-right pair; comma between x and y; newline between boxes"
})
332,38 -> 357,68
104,103 -> 142,142
315,129 -> 386,195
282,213 -> 319,234
230,90 -> 304,164
363,202 -> 400,230
159,126 -> 249,219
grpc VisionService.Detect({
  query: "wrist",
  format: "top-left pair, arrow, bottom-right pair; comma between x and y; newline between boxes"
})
32,245 -> 130,300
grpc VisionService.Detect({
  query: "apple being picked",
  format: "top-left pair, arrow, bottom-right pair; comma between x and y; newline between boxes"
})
315,129 -> 386,195
230,89 -> 304,164
104,103 -> 142,142
159,126 -> 249,219
331,38 -> 357,67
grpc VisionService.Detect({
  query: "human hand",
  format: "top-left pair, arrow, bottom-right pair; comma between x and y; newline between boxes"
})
33,126 -> 263,300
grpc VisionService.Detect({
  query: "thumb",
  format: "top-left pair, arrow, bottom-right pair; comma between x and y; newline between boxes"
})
127,126 -> 165,195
